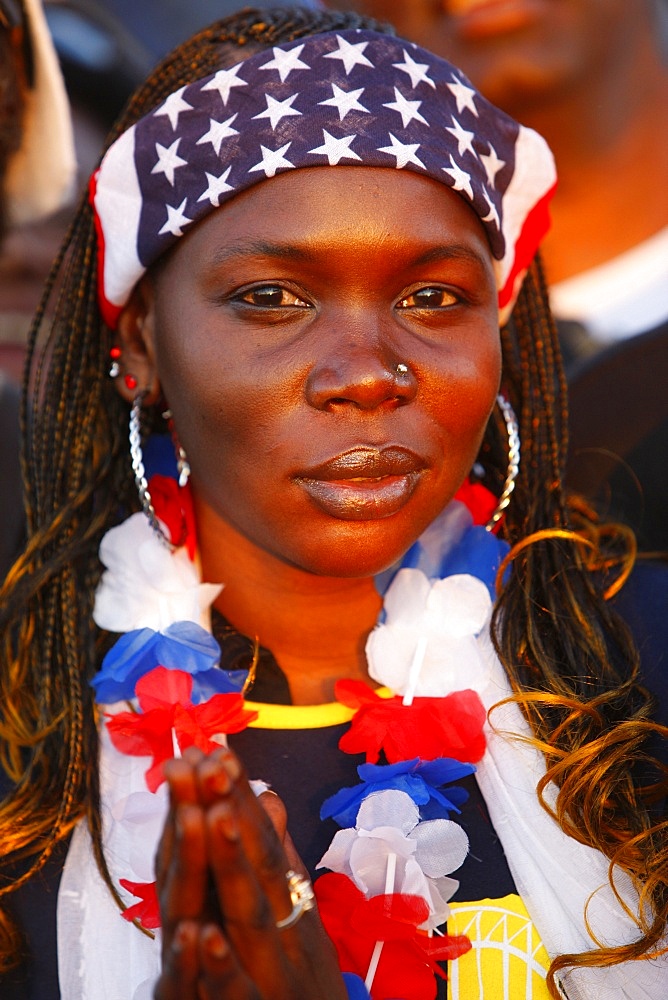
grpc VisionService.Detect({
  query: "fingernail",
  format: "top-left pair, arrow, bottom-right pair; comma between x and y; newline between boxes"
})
219,749 -> 242,782
204,766 -> 232,798
176,803 -> 197,839
203,924 -> 228,960
212,801 -> 239,841
174,921 -> 192,954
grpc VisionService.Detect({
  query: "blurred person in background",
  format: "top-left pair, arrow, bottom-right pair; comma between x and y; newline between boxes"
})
324,0 -> 668,550
0,0 -> 75,578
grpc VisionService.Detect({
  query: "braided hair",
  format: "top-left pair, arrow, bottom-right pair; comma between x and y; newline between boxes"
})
0,6 -> 665,992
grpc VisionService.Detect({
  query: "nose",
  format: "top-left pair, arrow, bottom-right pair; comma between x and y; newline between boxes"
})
305,336 -> 418,412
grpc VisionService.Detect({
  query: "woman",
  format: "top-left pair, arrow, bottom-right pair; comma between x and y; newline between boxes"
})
0,6 -> 665,1000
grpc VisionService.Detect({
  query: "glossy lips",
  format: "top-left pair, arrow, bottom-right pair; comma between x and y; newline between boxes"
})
296,447 -> 426,521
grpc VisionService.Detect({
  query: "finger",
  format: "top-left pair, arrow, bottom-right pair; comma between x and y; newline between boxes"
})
205,798 -> 294,979
153,920 -> 199,1000
205,802 -> 345,999
194,746 -> 243,807
156,756 -> 201,886
203,765 -> 348,999
257,791 -> 305,877
200,751 -> 298,923
197,923 -> 260,1000
199,751 -> 328,975
258,790 -> 287,841
159,802 -> 208,938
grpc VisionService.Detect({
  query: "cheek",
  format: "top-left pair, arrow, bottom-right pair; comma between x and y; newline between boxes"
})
426,332 -> 502,437
157,341 -> 288,510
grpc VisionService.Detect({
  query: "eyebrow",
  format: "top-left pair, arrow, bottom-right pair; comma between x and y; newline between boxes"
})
211,239 -> 491,271
210,239 -> 312,266
410,244 -> 492,270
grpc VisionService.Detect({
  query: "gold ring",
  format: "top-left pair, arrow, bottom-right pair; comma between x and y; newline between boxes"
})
275,869 -> 315,930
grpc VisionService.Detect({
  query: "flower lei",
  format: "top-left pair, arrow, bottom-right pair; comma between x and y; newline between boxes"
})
91,446 -> 509,1000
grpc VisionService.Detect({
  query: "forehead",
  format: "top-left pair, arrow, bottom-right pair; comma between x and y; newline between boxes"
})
163,165 -> 494,271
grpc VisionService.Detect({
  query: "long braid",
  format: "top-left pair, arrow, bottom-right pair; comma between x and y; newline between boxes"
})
491,261 -> 667,988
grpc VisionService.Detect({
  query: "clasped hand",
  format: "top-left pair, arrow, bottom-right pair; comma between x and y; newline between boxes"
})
153,746 -> 347,1000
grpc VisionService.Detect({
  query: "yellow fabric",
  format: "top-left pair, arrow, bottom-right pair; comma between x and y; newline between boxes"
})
245,688 -> 393,729
446,894 -> 551,999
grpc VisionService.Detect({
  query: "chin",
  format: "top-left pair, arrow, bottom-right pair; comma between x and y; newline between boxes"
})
286,525 -> 420,580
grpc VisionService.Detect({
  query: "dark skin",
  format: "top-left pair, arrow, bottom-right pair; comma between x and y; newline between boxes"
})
117,168 -> 500,704
115,166 -> 501,995
155,747 -> 343,1000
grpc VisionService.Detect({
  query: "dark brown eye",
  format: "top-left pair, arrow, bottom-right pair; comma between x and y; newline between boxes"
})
238,285 -> 310,308
398,287 -> 459,309
245,286 -> 286,307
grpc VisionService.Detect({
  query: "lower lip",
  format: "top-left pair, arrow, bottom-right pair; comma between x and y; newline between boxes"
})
447,0 -> 546,41
298,473 -> 421,521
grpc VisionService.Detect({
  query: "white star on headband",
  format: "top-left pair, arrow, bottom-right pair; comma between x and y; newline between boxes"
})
260,44 -> 310,82
393,50 -> 436,90
253,93 -> 302,131
378,133 -> 426,169
442,155 -> 473,199
151,138 -> 187,186
324,35 -> 374,75
480,189 -> 500,229
480,144 -> 506,187
383,87 -> 428,128
319,83 -> 369,121
158,198 -> 192,237
198,167 -> 234,206
153,86 -> 193,130
196,114 -> 239,155
308,130 -> 361,166
201,65 -> 248,106
248,142 -> 295,178
446,78 -> 479,117
446,117 -> 476,158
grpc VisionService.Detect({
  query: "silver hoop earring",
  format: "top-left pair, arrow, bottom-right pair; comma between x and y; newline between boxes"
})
129,392 -> 174,549
485,393 -> 520,531
162,408 -> 191,488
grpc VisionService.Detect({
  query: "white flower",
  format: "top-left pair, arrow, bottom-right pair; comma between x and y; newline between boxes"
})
108,789 -> 168,882
366,568 -> 492,698
317,789 -> 467,930
93,512 -> 222,633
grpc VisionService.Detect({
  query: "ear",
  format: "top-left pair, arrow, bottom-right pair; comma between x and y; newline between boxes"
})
112,275 -> 162,405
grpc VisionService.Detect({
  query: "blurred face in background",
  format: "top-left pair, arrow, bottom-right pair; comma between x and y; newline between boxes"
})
327,0 -> 661,114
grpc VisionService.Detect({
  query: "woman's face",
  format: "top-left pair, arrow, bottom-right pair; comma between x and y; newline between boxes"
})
141,166 -> 500,577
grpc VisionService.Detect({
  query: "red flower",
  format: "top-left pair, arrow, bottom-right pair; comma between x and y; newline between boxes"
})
148,474 -> 197,559
105,666 -> 257,791
453,478 -> 500,529
120,878 -> 160,930
336,681 -> 486,764
315,873 -> 471,1000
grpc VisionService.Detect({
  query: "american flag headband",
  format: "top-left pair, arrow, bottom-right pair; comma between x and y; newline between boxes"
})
90,28 -> 557,329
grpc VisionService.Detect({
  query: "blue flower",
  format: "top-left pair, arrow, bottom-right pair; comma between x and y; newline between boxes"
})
92,621 -> 247,703
320,757 -> 474,828
438,525 -> 509,597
